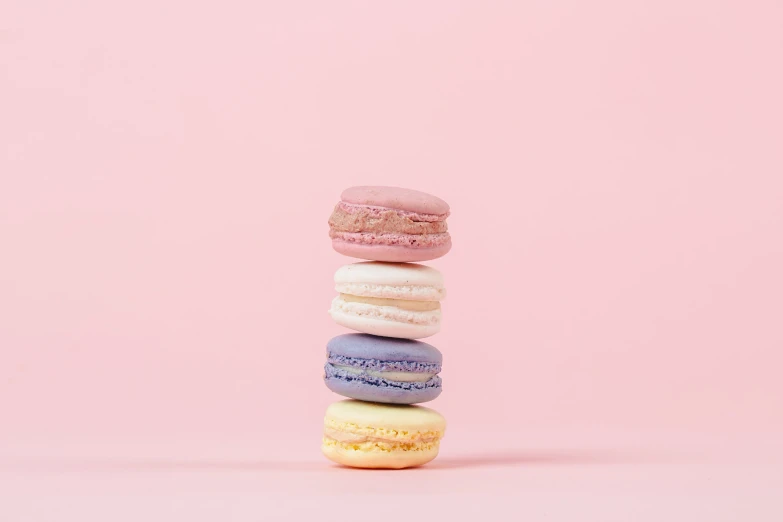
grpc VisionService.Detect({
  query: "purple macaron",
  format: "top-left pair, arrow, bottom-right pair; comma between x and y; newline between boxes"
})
324,333 -> 443,405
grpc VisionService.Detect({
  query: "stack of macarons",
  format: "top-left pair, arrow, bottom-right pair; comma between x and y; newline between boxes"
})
322,186 -> 451,469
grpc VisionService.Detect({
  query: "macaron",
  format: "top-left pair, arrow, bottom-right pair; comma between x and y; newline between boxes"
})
328,186 -> 451,262
329,261 -> 445,339
324,333 -> 442,404
322,400 -> 446,469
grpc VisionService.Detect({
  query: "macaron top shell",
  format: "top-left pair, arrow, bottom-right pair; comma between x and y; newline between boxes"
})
325,400 -> 447,433
334,262 -> 445,301
327,334 -> 442,364
341,186 -> 449,217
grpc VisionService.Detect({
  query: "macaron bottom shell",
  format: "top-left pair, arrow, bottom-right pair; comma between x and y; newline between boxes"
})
332,239 -> 452,263
322,438 -> 441,469
329,308 -> 440,339
324,366 -> 442,405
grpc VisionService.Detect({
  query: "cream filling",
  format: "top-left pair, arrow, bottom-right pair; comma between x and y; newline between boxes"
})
339,293 -> 440,311
330,297 -> 442,325
322,436 -> 440,453
333,364 -> 435,383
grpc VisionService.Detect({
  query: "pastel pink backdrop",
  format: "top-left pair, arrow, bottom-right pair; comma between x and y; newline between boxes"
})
1,1 -> 782,520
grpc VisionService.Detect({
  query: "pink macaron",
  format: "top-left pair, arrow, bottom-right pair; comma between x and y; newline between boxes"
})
328,186 -> 452,262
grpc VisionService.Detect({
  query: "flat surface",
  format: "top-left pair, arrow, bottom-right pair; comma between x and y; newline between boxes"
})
1,434 -> 781,521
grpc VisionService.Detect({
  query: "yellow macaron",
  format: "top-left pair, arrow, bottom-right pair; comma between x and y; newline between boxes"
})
322,400 -> 446,469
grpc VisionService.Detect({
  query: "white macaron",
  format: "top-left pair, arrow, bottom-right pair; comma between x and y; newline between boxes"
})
329,262 -> 446,339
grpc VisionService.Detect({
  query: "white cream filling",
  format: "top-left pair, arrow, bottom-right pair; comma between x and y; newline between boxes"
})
330,296 -> 442,325
339,293 -> 440,311
333,364 -> 435,383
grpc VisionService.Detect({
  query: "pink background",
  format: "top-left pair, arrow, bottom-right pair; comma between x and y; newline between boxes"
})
1,0 -> 782,519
